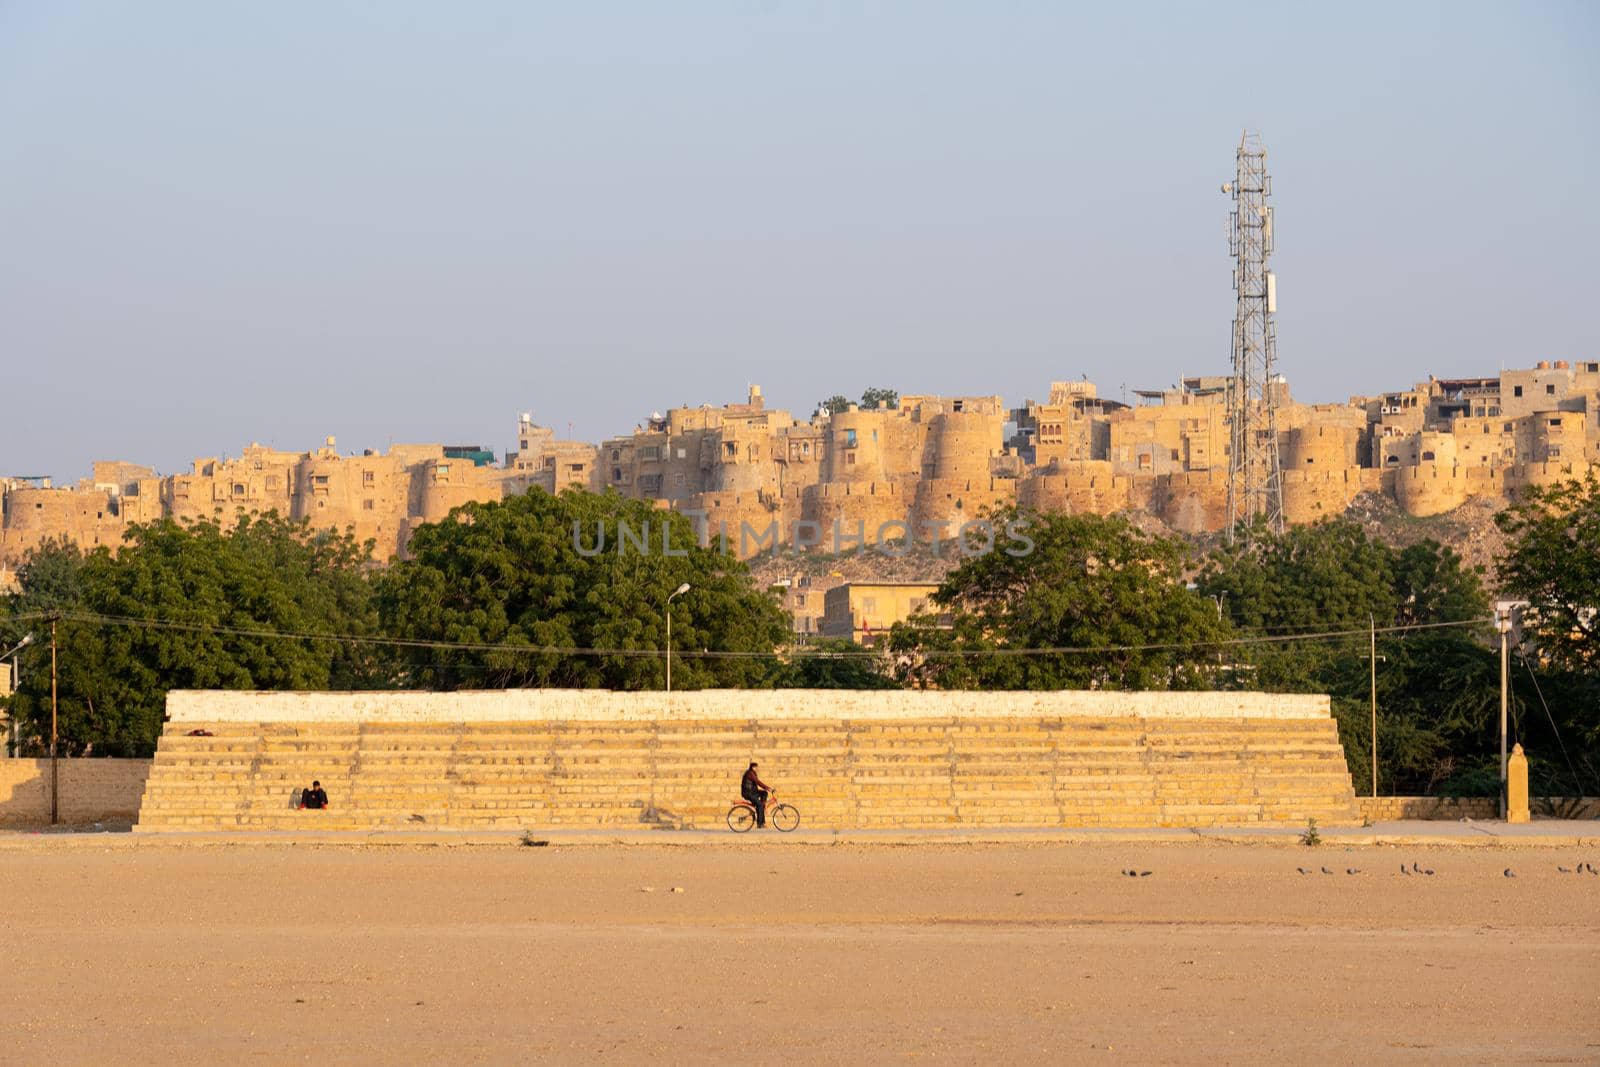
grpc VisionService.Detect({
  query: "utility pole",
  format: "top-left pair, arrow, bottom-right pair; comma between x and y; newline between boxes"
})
1370,614 -> 1378,799
1496,603 -> 1511,820
50,617 -> 59,825
1222,131 -> 1286,543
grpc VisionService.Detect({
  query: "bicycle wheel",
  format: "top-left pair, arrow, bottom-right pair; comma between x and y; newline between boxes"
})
770,804 -> 800,832
727,805 -> 756,833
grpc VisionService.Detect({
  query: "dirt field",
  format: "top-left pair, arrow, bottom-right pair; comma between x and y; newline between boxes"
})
2,840 -> 1597,1064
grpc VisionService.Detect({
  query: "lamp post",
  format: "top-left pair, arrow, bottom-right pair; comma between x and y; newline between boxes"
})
2,633 -> 36,759
665,583 -> 691,693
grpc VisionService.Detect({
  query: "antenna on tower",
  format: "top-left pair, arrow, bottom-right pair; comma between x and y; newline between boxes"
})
1223,131 -> 1285,543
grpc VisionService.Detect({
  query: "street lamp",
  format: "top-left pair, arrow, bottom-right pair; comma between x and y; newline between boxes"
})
1,634 -> 35,759
665,583 -> 691,693
1494,601 -> 1526,819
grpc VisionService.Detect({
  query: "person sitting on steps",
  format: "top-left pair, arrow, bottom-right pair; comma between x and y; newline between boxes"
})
740,761 -> 772,828
299,780 -> 329,810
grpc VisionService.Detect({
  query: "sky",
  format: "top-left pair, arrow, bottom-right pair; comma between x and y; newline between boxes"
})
1,1 -> 1596,479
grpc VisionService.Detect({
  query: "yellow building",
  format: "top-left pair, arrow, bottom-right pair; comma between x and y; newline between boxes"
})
820,581 -> 943,645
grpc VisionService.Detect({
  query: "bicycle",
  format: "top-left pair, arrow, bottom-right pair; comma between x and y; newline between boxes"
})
727,793 -> 800,833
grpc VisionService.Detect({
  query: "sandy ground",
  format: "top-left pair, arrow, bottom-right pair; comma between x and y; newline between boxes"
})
2,841 -> 1597,1064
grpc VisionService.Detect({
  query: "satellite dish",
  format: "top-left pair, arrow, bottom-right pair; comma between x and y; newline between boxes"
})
1221,182 -> 1232,194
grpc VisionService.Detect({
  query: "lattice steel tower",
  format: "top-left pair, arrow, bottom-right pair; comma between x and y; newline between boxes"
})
1223,131 -> 1285,542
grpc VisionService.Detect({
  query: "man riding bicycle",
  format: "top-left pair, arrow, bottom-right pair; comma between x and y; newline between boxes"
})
740,761 -> 772,828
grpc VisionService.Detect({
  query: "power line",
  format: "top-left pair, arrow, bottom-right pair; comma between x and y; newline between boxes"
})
9,608 -> 1491,661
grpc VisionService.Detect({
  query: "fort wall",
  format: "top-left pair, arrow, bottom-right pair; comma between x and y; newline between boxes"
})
5,363 -> 1598,565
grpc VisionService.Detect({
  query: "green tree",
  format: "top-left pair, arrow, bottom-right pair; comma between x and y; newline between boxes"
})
376,488 -> 791,690
1495,471 -> 1600,673
0,515 -> 380,757
780,638 -> 898,689
816,394 -> 851,416
859,387 -> 899,410
887,509 -> 1230,690
1196,520 -> 1503,795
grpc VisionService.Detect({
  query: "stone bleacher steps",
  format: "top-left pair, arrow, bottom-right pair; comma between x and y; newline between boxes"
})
135,717 -> 1360,831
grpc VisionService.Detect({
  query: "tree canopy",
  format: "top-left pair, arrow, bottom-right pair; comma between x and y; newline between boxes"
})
1196,519 -> 1521,795
0,515 -> 378,757
376,488 -> 792,690
816,388 -> 899,416
887,509 -> 1230,691
1495,471 -> 1600,673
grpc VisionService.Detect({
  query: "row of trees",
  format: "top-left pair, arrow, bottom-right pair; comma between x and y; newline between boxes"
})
817,387 -> 899,415
2,473 -> 1595,795
884,477 -> 1599,795
0,492 -> 874,757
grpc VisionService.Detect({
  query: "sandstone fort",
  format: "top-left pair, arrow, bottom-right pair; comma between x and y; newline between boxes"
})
3,358 -> 1596,571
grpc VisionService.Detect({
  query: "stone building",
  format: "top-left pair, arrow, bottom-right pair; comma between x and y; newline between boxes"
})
3,360 -> 1598,571
820,582 -> 943,645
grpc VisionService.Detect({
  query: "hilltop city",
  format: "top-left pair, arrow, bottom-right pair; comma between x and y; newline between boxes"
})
4,358 -> 1596,582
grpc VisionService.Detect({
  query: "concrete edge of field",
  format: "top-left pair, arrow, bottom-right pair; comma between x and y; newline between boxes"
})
3,821 -> 1598,850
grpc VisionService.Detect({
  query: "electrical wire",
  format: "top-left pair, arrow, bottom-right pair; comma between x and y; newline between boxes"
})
8,608 -> 1491,661
1515,644 -> 1593,794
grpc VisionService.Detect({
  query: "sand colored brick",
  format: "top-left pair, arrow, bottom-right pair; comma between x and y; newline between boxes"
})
138,688 -> 1360,832
0,759 -> 152,824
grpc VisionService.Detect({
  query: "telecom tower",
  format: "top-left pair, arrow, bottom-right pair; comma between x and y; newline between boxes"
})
1222,131 -> 1285,543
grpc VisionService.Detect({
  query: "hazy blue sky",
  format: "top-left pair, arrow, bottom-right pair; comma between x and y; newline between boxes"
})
2,1 -> 1596,478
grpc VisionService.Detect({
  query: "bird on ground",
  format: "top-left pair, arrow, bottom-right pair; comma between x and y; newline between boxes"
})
1412,862 -> 1423,873
1587,863 -> 1599,876
1297,867 -> 1310,875
1558,866 -> 1573,873
1346,868 -> 1360,875
1321,867 -> 1333,875
1138,871 -> 1153,877
1400,865 -> 1411,876
1503,869 -> 1516,878
1424,868 -> 1435,876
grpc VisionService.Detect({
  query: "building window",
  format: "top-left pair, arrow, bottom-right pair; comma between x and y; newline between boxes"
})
1422,451 -> 1436,461
1513,386 -> 1523,397
232,483 -> 245,496
1547,384 -> 1556,395
724,442 -> 736,457
613,468 -> 623,481
362,499 -> 375,510
611,450 -> 620,461
845,453 -> 856,466
363,471 -> 375,486
1169,449 -> 1179,461
844,429 -> 857,448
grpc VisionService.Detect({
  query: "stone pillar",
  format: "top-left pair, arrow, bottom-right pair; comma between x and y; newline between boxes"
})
1507,743 -> 1530,824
